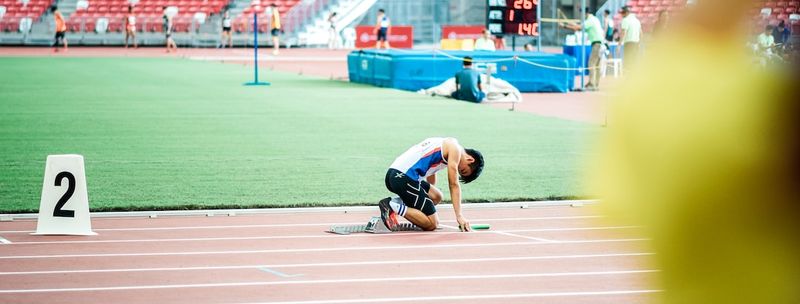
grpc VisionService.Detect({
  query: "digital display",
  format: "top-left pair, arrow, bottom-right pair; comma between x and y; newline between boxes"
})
486,0 -> 539,36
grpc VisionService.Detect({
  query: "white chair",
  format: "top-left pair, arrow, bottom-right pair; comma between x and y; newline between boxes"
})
165,6 -> 179,18
601,44 -> 623,78
602,58 -> 623,78
19,17 -> 32,32
76,0 -> 89,10
193,12 -> 206,24
760,8 -> 772,18
95,17 -> 108,33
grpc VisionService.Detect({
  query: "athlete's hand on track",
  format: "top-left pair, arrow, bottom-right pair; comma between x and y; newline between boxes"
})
457,216 -> 470,232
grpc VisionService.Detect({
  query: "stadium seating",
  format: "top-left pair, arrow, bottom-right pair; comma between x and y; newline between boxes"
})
0,0 -> 52,32
66,0 -> 230,33
61,0 -> 300,34
233,0 -> 298,33
616,0 -> 688,33
747,0 -> 800,36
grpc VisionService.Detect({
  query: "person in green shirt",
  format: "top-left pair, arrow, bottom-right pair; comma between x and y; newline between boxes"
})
562,8 -> 605,90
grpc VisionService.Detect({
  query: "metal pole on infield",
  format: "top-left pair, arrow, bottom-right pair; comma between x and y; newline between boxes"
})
537,0 -> 542,51
579,0 -> 586,91
244,8 -> 270,86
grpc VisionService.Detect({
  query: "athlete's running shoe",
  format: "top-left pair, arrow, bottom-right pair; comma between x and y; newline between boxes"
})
378,197 -> 398,230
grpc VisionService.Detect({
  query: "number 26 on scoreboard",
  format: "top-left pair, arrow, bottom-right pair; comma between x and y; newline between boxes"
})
513,0 -> 538,9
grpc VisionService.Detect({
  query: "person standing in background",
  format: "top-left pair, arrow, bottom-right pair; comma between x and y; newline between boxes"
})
562,8 -> 605,90
124,5 -> 138,48
619,6 -> 642,70
603,9 -> 614,42
654,10 -> 669,36
269,4 -> 282,55
219,10 -> 233,48
374,9 -> 390,49
218,9 -> 233,49
327,12 -> 340,49
52,6 -> 67,52
163,6 -> 178,53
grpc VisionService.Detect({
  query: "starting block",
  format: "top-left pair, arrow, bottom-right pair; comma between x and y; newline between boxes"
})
328,216 -> 421,235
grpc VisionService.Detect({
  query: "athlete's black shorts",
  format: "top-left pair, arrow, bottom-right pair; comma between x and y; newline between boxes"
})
271,28 -> 281,36
54,31 -> 65,40
222,26 -> 231,33
385,168 -> 436,216
377,28 -> 388,41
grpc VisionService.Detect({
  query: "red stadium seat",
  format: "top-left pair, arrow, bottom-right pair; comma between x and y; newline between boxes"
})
107,21 -> 122,32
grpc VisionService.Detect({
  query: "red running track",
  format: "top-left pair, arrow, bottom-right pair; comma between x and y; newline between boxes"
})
0,205 -> 658,303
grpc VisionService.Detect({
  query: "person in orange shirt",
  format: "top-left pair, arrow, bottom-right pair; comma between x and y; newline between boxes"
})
124,5 -> 138,48
269,4 -> 282,55
51,6 -> 68,52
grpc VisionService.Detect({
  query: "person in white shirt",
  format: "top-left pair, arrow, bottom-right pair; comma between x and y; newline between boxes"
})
474,29 -> 496,51
327,12 -> 340,49
124,5 -> 137,48
219,10 -> 232,48
374,9 -> 390,49
619,6 -> 642,69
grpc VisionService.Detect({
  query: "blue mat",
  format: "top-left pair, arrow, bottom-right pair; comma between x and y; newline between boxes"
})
347,49 -> 577,93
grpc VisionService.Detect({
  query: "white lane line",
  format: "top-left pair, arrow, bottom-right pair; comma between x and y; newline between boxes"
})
1,226 -> 639,245
236,289 -> 662,304
493,231 -> 555,242
0,252 -> 654,276
0,270 -> 658,293
0,215 -> 602,234
0,236 -> 11,244
0,238 -> 650,260
441,223 -> 559,242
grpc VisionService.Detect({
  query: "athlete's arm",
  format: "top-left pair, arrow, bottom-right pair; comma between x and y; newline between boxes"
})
443,138 -> 470,231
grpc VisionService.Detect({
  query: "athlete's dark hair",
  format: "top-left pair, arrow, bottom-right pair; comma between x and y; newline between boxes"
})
460,148 -> 484,184
463,56 -> 473,66
51,6 -> 57,12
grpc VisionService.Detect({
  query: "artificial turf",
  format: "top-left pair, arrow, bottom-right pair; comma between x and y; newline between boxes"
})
0,57 -> 596,213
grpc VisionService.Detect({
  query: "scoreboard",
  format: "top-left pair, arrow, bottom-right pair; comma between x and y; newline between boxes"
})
486,0 -> 539,36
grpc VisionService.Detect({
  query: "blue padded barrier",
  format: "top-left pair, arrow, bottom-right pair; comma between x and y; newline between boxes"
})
347,49 -> 577,93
